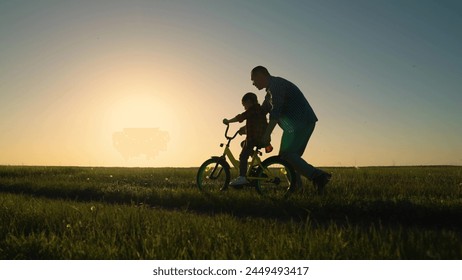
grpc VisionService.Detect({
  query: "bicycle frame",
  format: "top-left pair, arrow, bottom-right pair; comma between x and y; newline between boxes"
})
197,123 -> 295,196
221,143 -> 263,179
218,124 -> 274,182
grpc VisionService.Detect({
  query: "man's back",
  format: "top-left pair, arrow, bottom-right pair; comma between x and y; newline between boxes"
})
264,76 -> 318,132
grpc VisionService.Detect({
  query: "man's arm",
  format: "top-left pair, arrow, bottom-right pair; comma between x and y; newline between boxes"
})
261,92 -> 273,114
262,119 -> 277,145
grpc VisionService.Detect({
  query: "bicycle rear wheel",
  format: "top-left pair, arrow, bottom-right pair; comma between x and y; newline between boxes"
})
255,156 -> 296,199
196,158 -> 230,192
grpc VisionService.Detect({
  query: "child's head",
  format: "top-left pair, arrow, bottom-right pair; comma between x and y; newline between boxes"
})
241,92 -> 258,110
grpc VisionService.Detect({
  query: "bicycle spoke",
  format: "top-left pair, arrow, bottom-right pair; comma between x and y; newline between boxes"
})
255,156 -> 296,199
197,158 -> 230,192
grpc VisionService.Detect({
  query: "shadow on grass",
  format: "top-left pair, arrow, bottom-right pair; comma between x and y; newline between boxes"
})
1,182 -> 462,230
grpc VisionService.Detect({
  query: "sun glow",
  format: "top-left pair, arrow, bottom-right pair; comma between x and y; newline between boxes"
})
102,91 -> 176,132
97,89 -> 180,165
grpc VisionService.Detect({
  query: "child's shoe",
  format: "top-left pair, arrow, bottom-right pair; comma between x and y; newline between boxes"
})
229,176 -> 249,186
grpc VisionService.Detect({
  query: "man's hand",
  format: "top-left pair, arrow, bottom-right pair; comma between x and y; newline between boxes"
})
261,119 -> 277,146
238,126 -> 246,135
223,118 -> 230,125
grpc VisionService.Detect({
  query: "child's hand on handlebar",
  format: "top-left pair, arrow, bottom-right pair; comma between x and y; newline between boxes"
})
223,118 -> 230,125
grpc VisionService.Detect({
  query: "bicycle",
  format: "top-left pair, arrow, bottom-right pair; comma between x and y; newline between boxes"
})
196,123 -> 296,199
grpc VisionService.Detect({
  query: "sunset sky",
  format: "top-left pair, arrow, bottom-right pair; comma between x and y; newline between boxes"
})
1,0 -> 461,167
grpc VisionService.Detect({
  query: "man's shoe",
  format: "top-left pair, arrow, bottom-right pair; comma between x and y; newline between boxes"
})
229,176 -> 250,187
313,172 -> 332,195
292,173 -> 303,192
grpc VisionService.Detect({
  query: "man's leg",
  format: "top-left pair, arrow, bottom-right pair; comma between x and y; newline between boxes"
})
279,123 -> 331,194
279,122 -> 320,180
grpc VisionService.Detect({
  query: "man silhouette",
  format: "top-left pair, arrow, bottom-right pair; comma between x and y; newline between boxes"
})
251,66 -> 331,194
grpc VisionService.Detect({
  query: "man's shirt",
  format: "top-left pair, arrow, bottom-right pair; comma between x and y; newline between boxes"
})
262,76 -> 318,132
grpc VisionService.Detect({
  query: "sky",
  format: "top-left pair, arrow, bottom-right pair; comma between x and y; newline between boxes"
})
1,0 -> 461,167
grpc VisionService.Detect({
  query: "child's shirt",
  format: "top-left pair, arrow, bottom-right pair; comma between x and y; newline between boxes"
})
234,104 -> 268,147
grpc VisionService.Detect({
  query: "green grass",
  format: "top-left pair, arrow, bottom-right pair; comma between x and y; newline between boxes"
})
0,165 -> 461,259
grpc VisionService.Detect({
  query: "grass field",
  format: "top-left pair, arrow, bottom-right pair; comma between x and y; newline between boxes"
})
0,165 -> 461,259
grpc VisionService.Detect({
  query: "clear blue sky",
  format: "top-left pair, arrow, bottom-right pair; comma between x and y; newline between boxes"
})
1,0 -> 461,167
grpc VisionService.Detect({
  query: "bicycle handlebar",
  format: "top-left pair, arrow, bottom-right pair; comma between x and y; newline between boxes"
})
224,124 -> 240,141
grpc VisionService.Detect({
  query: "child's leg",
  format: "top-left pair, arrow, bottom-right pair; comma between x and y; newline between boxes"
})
239,140 -> 254,177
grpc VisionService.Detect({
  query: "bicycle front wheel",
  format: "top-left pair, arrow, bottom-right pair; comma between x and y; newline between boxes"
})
255,156 -> 296,199
196,158 -> 230,192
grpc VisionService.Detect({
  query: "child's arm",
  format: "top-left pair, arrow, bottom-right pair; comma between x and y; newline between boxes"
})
223,117 -> 246,135
223,116 -> 239,125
